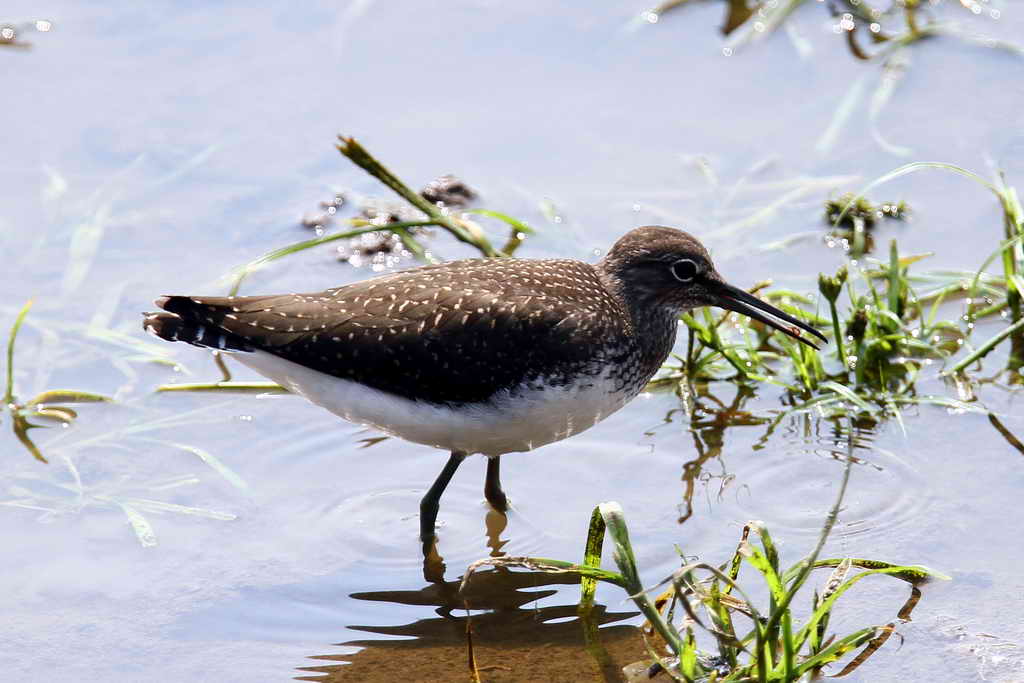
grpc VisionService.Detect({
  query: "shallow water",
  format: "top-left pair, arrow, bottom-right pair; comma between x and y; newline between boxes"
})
4,1 -> 1024,681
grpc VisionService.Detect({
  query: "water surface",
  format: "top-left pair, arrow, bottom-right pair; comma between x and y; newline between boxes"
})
3,1 -> 1024,680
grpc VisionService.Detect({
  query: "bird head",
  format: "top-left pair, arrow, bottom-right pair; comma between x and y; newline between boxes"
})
601,226 -> 826,349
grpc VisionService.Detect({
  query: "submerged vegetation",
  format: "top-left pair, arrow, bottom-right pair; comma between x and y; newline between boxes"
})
637,1 -> 1022,160
2,304 -> 245,545
640,0 -> 1018,60
2,300 -> 112,462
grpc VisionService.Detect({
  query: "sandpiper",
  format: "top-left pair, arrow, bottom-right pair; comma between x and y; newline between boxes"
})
144,226 -> 824,551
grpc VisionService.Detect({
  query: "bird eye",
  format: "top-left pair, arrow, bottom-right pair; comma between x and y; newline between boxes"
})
670,259 -> 699,282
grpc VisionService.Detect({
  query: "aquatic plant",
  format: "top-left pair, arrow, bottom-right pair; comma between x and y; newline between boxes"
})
636,2 -> 1020,159
639,0 -> 1019,60
1,300 -> 241,546
0,397 -> 245,547
836,162 -> 1024,378
823,192 -> 909,258
656,244 -> 976,424
226,136 -> 533,297
464,454 -> 946,681
2,300 -> 112,462
656,163 -> 1021,425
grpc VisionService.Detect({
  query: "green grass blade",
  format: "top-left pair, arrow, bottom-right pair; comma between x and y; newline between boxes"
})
779,609 -> 795,679
110,500 -> 158,547
463,208 -> 535,234
738,535 -> 784,607
600,502 -> 690,663
579,505 -> 606,611
1008,273 -> 1024,302
944,317 -> 1024,375
149,439 -> 250,492
225,225 -> 404,295
464,208 -> 535,256
156,381 -> 288,393
887,239 -> 901,315
26,389 -> 113,406
793,625 -> 881,676
337,136 -> 498,257
4,299 -> 33,404
794,558 -> 951,584
818,381 -> 872,412
836,162 -> 997,228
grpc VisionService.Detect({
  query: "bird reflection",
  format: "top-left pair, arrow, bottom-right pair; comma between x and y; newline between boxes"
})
423,507 -> 507,583
299,568 -> 642,682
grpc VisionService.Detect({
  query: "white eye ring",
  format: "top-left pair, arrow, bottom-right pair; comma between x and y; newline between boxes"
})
670,259 -> 698,282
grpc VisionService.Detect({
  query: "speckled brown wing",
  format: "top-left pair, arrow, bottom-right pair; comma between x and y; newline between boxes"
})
151,258 -> 635,405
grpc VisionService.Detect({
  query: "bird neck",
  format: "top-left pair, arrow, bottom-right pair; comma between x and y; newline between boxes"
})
597,268 -> 682,381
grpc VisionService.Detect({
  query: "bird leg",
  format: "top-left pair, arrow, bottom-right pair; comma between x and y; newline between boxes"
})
483,456 -> 509,513
420,451 -> 467,554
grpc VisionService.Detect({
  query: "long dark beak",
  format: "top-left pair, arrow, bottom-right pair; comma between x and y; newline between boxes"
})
709,280 -> 827,350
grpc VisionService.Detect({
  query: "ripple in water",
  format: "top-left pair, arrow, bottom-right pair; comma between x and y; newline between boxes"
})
326,482 -> 554,575
734,422 -> 933,542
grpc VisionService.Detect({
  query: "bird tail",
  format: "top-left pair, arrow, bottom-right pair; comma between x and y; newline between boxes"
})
143,296 -> 253,352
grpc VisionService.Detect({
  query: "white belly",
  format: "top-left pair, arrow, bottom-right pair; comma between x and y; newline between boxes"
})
236,350 -> 629,456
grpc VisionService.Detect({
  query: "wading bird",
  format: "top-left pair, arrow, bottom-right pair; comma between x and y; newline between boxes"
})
144,226 -> 824,555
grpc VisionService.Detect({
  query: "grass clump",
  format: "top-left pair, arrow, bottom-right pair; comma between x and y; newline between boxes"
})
3,300 -> 112,463
657,240 -> 971,422
835,162 -> 1024,379
824,193 -> 908,231
824,192 -> 909,258
656,163 -> 1023,422
465,456 -> 947,681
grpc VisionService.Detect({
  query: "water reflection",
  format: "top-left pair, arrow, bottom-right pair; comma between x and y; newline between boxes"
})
656,379 -> 937,544
988,413 -> 1024,456
656,382 -> 766,524
423,508 -> 508,584
300,568 -> 641,683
